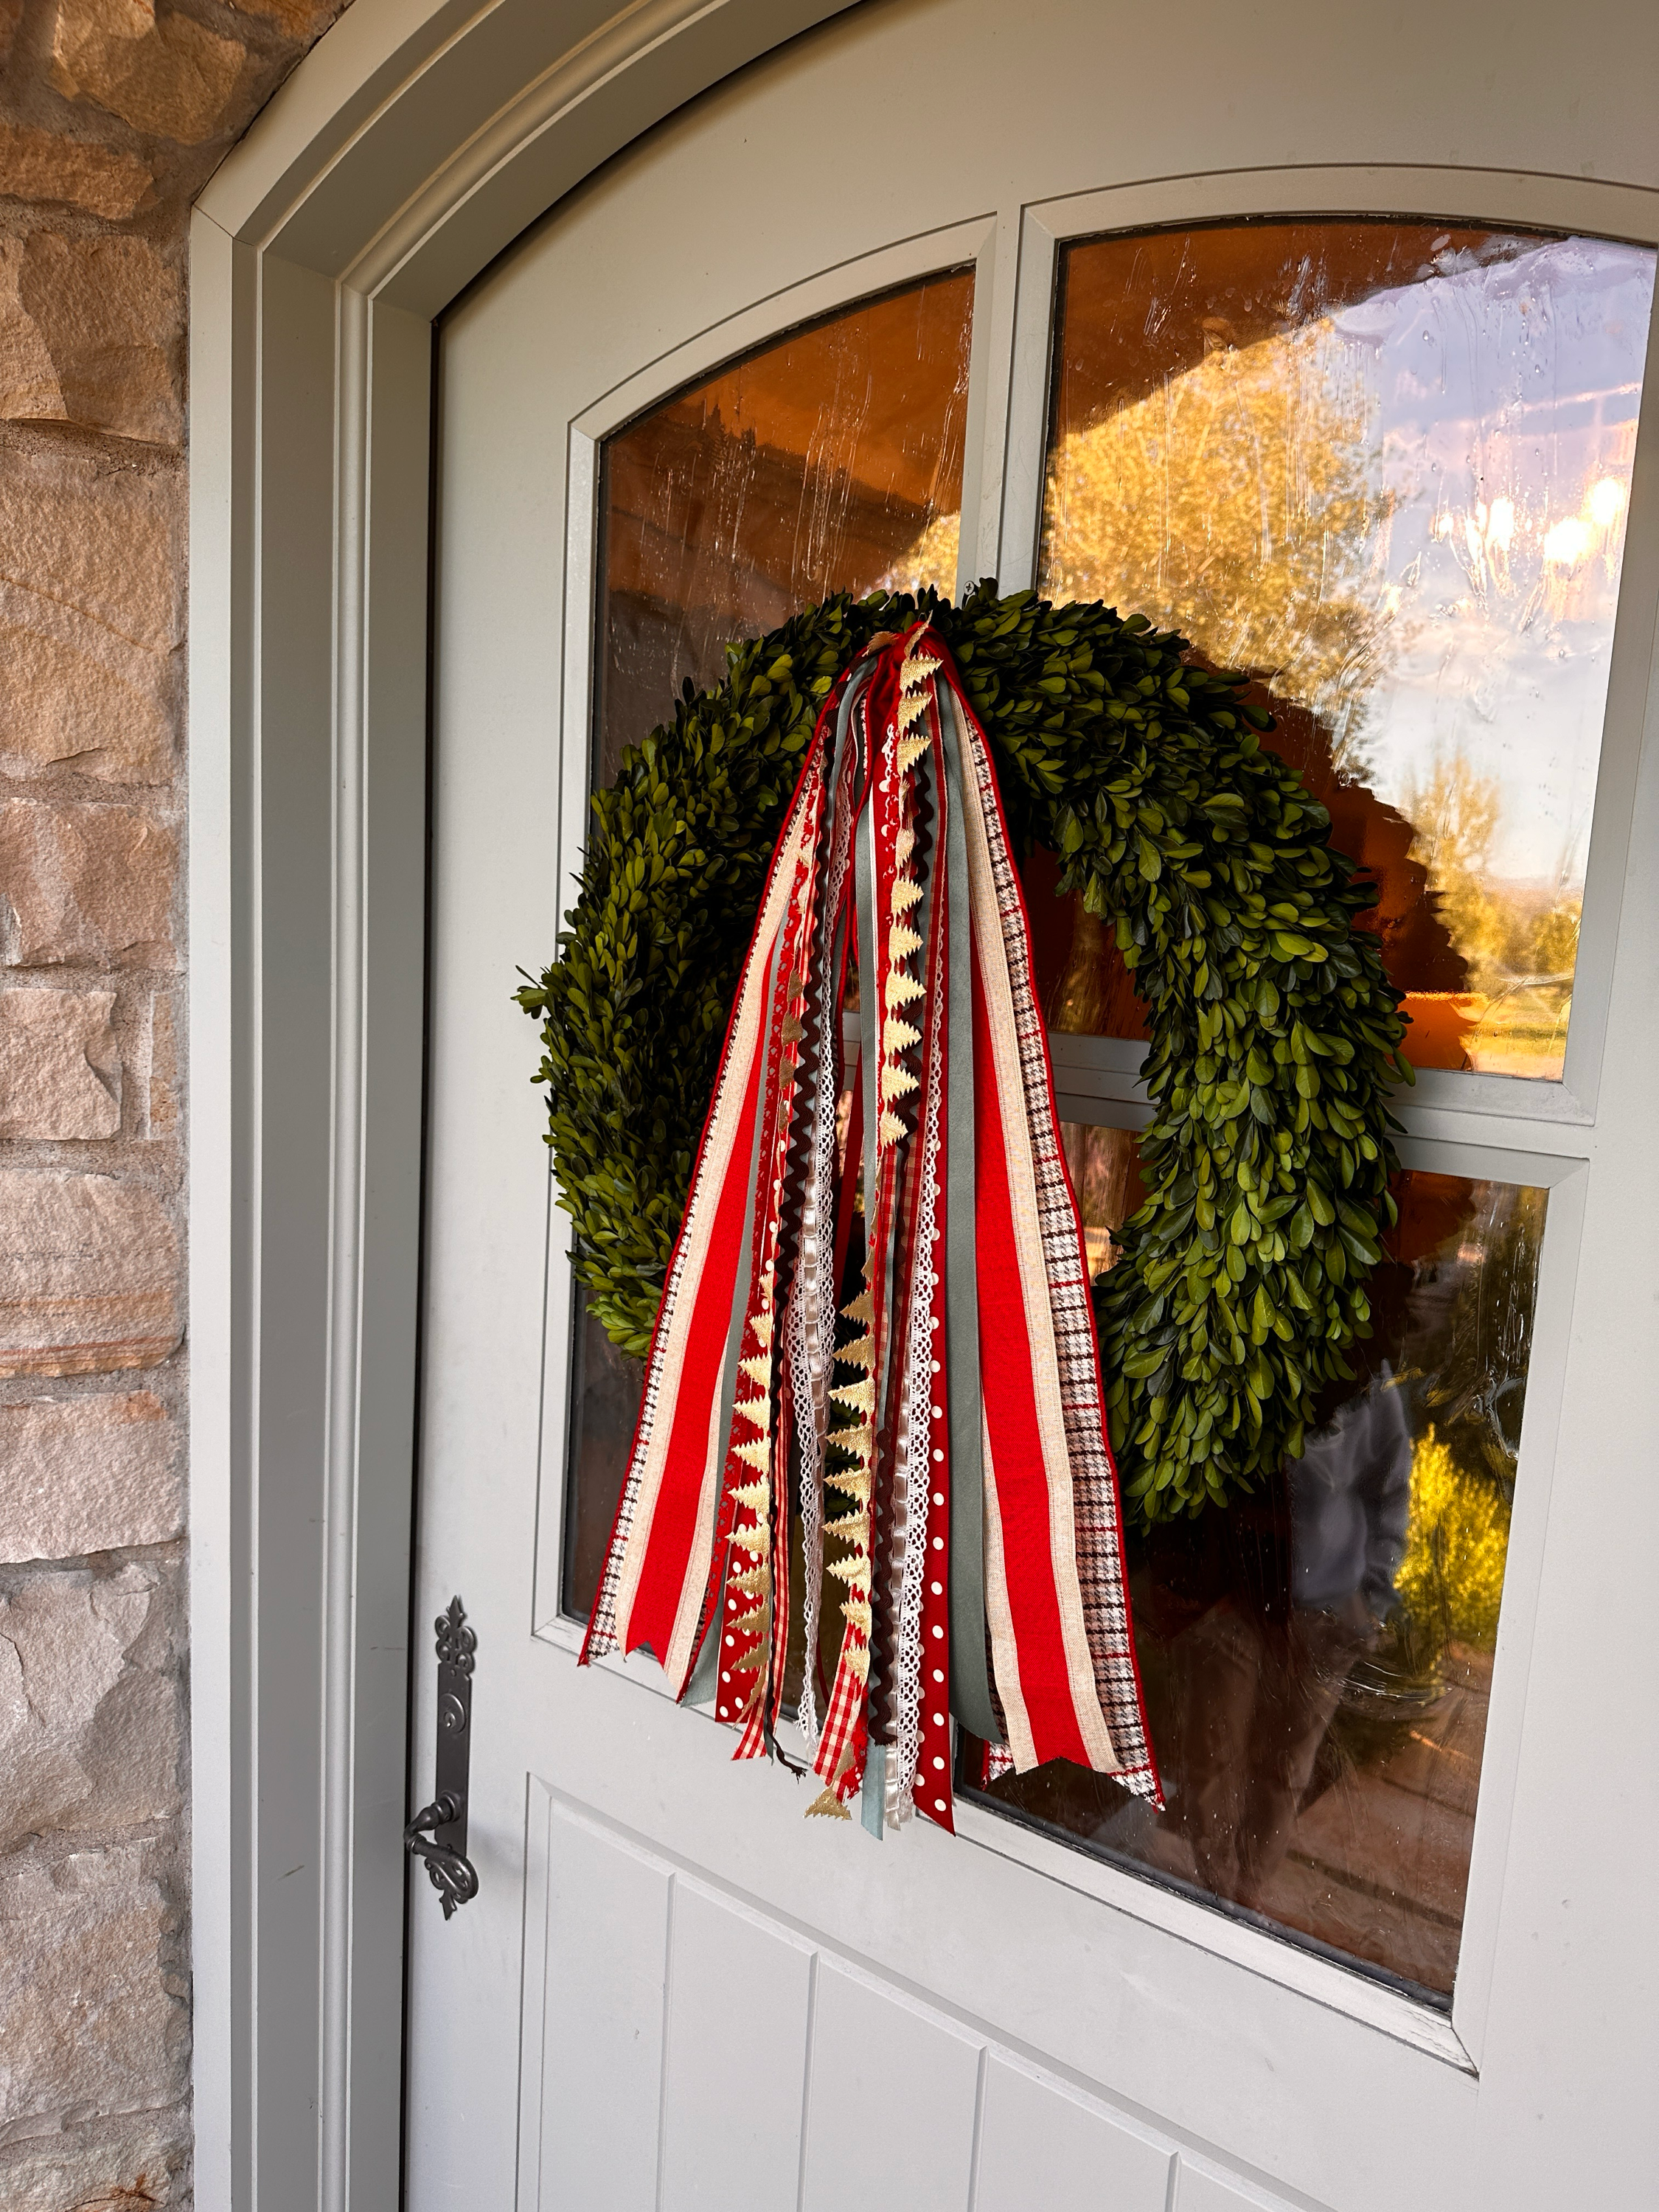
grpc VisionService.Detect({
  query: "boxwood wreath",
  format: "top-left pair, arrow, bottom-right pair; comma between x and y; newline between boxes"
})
517,582 -> 1413,1522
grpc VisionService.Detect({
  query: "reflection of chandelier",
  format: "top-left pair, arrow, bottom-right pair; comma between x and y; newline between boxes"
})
1433,471 -> 1630,605
1543,473 -> 1628,571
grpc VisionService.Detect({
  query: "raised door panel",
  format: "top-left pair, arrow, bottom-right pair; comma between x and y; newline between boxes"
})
520,1800 -> 1219,2212
535,1802 -> 672,2211
800,1958 -> 982,2212
659,1882 -> 815,2212
976,2052 -> 1176,2211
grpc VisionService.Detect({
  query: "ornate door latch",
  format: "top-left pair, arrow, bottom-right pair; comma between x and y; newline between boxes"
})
405,1596 -> 479,1919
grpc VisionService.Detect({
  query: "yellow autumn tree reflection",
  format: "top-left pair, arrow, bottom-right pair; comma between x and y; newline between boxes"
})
1401,751 -> 1582,1067
1399,752 -> 1509,992
877,229 -> 1638,1083
1040,326 -> 1395,764
1396,1429 -> 1511,1651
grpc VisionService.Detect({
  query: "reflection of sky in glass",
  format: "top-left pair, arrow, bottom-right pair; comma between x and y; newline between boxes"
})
1340,237 -> 1655,887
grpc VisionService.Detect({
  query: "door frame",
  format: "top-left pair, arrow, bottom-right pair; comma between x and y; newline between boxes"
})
189,1 -> 1659,2205
188,6 -> 860,2205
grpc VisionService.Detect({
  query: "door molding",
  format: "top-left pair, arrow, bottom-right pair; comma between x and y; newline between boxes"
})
188,6 -> 860,2205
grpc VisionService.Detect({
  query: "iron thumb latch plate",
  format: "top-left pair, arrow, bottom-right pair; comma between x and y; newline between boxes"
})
405,1596 -> 479,1918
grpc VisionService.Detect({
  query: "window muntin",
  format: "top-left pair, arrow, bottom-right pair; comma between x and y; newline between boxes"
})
1034,222 -> 1655,1080
964,1127 -> 1545,2003
565,271 -> 976,1618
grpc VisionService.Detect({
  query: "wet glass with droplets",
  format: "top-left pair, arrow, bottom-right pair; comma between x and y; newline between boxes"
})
1029,221 -> 1655,1080
964,1124 -> 1546,2002
591,268 -> 975,790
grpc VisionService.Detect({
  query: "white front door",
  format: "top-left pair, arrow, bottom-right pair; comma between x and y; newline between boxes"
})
406,5 -> 1659,2205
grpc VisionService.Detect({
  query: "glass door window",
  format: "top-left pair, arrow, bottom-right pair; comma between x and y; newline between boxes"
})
945,215 -> 1652,2004
966,1130 -> 1545,2001
1032,221 -> 1654,1079
563,270 -> 975,1615
592,270 -> 974,787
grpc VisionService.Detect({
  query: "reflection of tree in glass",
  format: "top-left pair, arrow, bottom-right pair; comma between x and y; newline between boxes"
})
1530,902 -> 1581,976
1399,751 -> 1509,991
1040,327 -> 1395,766
875,507 -> 959,598
1400,751 -> 1584,998
1395,1430 -> 1510,1652
1324,1172 -> 1539,1736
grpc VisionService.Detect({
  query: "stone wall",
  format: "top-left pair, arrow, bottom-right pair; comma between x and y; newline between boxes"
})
1,4 -> 349,2204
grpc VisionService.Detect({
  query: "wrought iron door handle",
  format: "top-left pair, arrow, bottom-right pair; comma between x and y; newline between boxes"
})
405,1794 -> 479,1918
407,1597 -> 479,1919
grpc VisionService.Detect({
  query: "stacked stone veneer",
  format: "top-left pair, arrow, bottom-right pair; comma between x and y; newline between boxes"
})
1,3 -> 347,2205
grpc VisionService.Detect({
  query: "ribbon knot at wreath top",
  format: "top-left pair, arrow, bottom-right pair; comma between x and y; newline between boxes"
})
518,586 -> 1411,1837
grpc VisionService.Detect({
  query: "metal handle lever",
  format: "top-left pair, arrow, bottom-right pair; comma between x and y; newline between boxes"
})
405,1794 -> 479,1919
408,1597 -> 479,1919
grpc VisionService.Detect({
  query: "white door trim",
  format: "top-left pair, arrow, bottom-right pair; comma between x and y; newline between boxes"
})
188,7 -> 860,2206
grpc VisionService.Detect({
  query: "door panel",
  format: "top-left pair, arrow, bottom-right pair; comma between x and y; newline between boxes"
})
658,1884 -> 815,2212
799,1965 -> 982,2211
538,1808 -> 672,2211
976,2056 -> 1175,2211
411,1 -> 1659,2205
516,1778 -> 1281,2212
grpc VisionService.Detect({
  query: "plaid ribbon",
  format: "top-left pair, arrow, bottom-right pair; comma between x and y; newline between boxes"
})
583,627 -> 1161,1829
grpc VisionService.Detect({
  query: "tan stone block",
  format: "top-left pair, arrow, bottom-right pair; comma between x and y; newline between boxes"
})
0,245 -> 58,423
0,1562 -> 180,1849
0,611 -> 172,785
0,446 -> 178,658
0,1842 -> 187,2135
0,446 -> 178,785
0,1391 -> 178,1564
0,2126 -> 178,2209
0,990 -> 119,1140
0,124 -> 151,220
145,992 -> 175,1135
0,803 -> 176,969
51,0 -> 246,145
0,234 -> 181,448
0,1172 -> 181,1378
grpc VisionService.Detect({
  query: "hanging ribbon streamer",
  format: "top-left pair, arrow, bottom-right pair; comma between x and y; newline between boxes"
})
582,625 -> 1161,1834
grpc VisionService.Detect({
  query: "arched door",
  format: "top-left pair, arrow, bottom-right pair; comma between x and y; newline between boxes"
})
410,5 -> 1659,2205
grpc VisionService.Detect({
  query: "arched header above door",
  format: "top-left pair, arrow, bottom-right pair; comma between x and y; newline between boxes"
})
200,0 -> 860,307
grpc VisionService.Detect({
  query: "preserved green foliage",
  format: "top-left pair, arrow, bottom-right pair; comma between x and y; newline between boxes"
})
516,582 -> 1411,1520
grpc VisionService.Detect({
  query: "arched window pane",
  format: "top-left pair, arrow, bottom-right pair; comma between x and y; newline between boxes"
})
1034,222 -> 1655,1081
593,268 -> 974,788
566,270 -> 975,1618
